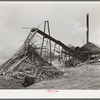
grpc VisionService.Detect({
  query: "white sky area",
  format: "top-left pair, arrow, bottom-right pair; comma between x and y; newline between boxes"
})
0,2 -> 100,64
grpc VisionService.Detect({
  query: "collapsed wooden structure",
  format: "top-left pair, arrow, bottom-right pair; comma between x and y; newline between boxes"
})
1,12 -> 100,87
0,21 -> 88,72
1,19 -> 98,87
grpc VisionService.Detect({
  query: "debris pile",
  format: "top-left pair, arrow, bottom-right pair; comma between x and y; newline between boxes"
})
1,19 -> 100,88
0,28 -> 64,87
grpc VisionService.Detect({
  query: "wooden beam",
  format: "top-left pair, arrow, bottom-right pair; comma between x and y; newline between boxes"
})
31,28 -> 87,61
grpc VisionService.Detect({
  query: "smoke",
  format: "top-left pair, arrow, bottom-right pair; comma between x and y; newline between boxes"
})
73,22 -> 86,46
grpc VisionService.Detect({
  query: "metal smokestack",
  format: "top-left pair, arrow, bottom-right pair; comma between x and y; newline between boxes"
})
86,13 -> 89,44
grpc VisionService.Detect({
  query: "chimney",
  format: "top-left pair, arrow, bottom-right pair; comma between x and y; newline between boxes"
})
86,13 -> 89,44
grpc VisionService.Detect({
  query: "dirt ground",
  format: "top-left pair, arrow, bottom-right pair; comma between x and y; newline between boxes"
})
0,76 -> 24,89
0,63 -> 100,89
27,63 -> 100,89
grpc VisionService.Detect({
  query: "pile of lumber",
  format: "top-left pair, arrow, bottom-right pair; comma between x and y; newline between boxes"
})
0,30 -> 64,87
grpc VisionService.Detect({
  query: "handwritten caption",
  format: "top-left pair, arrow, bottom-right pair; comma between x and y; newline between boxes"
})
47,90 -> 59,92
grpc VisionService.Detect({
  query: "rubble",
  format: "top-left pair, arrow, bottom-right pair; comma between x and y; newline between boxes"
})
1,19 -> 100,88
0,25 -> 64,87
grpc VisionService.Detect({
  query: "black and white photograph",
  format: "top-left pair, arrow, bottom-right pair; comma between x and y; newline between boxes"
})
0,2 -> 100,91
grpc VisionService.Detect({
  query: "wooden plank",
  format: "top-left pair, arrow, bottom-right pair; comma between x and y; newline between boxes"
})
8,56 -> 28,71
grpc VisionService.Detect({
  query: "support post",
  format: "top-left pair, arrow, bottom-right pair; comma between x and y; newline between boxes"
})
40,21 -> 46,56
53,43 -> 56,56
59,45 -> 61,63
47,21 -> 52,64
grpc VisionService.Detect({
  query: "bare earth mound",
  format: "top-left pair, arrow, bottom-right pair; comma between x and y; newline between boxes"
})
27,63 -> 100,89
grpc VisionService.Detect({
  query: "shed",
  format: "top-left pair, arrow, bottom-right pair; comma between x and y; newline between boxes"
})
77,42 -> 100,60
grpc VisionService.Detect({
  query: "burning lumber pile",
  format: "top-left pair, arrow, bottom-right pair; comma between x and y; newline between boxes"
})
0,28 -> 64,87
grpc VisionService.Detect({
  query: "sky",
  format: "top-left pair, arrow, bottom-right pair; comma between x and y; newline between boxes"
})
0,2 -> 100,64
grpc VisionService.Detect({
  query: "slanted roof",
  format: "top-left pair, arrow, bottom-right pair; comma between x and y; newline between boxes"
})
79,42 -> 100,54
